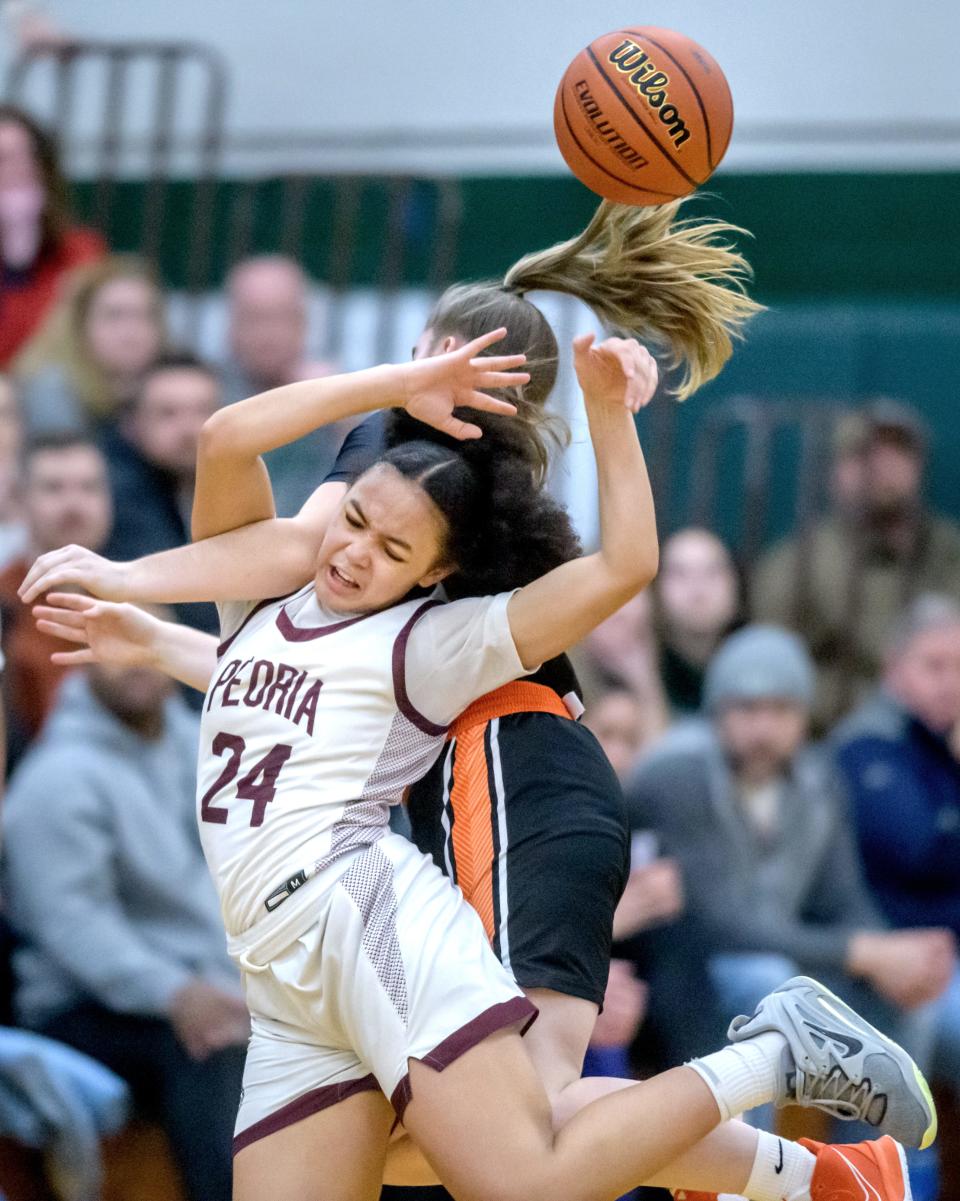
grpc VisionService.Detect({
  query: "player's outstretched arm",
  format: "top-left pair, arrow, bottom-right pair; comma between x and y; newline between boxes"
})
507,334 -> 659,669
19,481 -> 347,607
192,328 -> 526,542
33,593 -> 218,692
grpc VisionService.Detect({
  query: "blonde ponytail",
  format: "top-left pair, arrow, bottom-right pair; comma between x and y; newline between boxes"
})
503,199 -> 761,399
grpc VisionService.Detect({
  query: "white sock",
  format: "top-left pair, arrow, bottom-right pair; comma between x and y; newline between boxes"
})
687,1032 -> 786,1121
743,1130 -> 816,1201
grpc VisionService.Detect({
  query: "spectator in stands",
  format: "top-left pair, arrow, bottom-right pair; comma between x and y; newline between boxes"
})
582,686 -> 673,1085
625,624 -> 955,1054
0,105 -> 105,367
834,594 -> 960,1083
583,681 -> 727,1072
15,255 -> 166,434
103,352 -> 219,633
582,958 -> 648,1086
753,401 -> 960,727
0,375 -> 26,570
0,432 -> 112,758
220,254 -> 340,514
584,687 -> 654,780
574,592 -> 670,742
2,641 -> 246,1201
653,527 -> 741,714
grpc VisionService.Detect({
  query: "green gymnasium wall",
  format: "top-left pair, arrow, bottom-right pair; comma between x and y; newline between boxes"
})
71,171 -> 960,536
72,172 -> 960,299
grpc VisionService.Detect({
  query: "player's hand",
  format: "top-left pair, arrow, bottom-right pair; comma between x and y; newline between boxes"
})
169,979 -> 250,1061
573,333 -> 658,413
400,327 -> 528,440
32,593 -> 164,668
589,960 -> 648,1047
19,544 -> 132,605
612,857 -> 685,940
848,928 -> 956,1010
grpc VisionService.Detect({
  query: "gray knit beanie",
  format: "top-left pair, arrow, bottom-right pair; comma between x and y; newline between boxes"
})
703,624 -> 815,713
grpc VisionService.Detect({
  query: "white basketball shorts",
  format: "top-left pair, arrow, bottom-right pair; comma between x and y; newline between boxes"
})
233,832 -> 536,1155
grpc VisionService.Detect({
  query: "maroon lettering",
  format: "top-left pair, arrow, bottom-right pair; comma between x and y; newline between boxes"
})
222,665 -> 249,707
208,657 -> 322,735
199,733 -> 294,828
292,679 -> 323,736
206,659 -> 242,711
244,660 -> 274,707
283,670 -> 308,720
264,664 -> 300,716
200,732 -> 245,823
237,743 -> 294,827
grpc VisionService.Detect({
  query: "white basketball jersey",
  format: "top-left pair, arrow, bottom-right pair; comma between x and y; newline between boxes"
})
199,584 -> 528,938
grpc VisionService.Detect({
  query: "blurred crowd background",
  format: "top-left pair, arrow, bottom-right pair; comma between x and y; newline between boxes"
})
1,2 -> 960,1200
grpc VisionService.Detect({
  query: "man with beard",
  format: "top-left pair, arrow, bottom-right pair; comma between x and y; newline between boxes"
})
752,401 -> 960,729
0,431 -> 112,758
624,625 -> 953,1083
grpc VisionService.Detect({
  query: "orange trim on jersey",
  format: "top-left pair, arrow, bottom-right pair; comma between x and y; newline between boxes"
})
451,681 -> 572,736
448,723 -> 497,942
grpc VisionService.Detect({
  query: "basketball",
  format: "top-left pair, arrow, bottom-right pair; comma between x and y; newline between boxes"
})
554,27 -> 734,205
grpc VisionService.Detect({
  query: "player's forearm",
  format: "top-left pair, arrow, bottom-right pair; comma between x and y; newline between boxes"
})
126,518 -> 319,604
148,621 -> 218,692
505,408 -> 658,667
588,398 -> 659,593
200,364 -> 405,462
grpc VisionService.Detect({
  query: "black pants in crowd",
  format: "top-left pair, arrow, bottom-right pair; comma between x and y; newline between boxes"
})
39,1001 -> 245,1201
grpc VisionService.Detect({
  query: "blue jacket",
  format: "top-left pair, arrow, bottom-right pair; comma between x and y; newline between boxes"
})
833,691 -> 960,937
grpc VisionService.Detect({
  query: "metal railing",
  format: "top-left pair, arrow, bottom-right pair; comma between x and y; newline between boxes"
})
7,39 -> 227,293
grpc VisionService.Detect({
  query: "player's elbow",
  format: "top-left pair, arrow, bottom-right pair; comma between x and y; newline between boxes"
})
197,408 -> 242,461
604,543 -> 659,599
636,542 -> 659,588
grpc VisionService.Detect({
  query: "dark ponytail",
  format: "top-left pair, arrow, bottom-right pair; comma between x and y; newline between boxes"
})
379,430 -> 581,598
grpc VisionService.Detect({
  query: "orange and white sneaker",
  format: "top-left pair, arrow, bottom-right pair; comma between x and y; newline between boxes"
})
800,1135 -> 911,1201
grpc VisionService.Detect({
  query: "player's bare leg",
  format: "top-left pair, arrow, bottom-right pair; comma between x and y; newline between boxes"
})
233,1088 -> 394,1201
510,988 -> 786,1196
404,1026 -> 736,1201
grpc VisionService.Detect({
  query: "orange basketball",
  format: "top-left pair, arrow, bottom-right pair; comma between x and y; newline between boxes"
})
554,27 -> 733,205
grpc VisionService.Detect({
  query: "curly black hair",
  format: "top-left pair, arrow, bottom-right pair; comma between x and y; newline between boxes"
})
381,409 -> 581,598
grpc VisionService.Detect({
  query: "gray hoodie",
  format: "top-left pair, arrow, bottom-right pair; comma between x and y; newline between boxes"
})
625,719 -> 884,971
2,672 -> 238,1028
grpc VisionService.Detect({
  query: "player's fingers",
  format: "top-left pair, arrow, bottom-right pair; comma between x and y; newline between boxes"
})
32,604 -> 87,628
44,592 -> 99,612
462,327 -> 508,357
35,619 -> 90,644
469,352 -> 527,372
21,567 -> 90,604
50,649 -> 96,666
472,370 -> 529,389
606,341 -> 636,373
440,416 -> 483,441
19,549 -> 76,601
572,332 -> 595,355
467,391 -> 518,415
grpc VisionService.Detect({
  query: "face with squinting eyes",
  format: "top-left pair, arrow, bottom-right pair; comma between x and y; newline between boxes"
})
313,463 -> 453,614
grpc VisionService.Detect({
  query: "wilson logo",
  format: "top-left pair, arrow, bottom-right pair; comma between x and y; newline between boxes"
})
574,80 -> 649,170
608,39 -> 691,149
